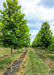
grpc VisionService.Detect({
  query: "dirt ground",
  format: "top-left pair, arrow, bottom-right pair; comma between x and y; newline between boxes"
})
3,50 -> 28,75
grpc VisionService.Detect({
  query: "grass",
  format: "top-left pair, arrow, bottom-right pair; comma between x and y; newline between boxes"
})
0,47 -> 19,56
35,48 -> 54,60
0,48 -> 25,71
24,48 -> 50,75
46,54 -> 54,60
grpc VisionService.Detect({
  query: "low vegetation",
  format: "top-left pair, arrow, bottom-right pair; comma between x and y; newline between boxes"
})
0,47 -> 19,56
34,48 -> 54,60
24,48 -> 50,75
0,48 -> 25,71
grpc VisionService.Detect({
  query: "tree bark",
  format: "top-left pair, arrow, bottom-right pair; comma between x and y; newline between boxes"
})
18,50 -> 19,63
11,48 -> 12,72
18,50 -> 19,53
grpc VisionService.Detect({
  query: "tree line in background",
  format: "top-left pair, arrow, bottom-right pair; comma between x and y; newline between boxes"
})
0,0 -> 30,72
32,22 -> 54,51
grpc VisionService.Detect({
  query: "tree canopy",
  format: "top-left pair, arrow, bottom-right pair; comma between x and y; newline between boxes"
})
32,22 -> 53,49
0,0 -> 30,49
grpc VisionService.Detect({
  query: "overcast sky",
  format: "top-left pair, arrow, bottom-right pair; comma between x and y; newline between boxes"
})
0,0 -> 54,43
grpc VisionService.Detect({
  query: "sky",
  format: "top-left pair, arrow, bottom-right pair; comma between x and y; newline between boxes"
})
0,0 -> 54,43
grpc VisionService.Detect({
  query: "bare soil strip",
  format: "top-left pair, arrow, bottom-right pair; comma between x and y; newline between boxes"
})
2,49 -> 28,75
16,48 -> 29,75
0,51 -> 18,60
0,48 -> 24,60
33,48 -> 54,74
0,49 -> 27,75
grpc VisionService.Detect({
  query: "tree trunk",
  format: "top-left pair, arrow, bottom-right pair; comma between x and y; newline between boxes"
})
18,50 -> 19,63
18,50 -> 19,53
11,48 -> 12,72
17,50 -> 19,63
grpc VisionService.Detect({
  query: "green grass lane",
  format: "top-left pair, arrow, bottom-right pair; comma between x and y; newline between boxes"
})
24,48 -> 50,75
35,48 -> 54,60
0,47 -> 25,56
0,47 -> 18,56
0,48 -> 26,71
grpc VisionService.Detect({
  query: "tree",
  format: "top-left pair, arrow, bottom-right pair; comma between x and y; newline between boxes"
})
0,19 -> 3,46
0,0 -> 30,72
40,22 -> 52,48
32,22 -> 53,49
47,36 -> 54,51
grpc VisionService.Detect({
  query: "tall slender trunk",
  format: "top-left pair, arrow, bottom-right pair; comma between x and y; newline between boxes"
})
11,48 -> 12,72
18,50 -> 19,53
18,50 -> 19,63
17,50 -> 19,53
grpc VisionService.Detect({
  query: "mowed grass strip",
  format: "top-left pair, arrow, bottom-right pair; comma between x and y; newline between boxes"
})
35,48 -> 54,60
0,47 -> 18,56
0,47 -> 25,56
24,48 -> 50,75
0,48 -> 25,71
